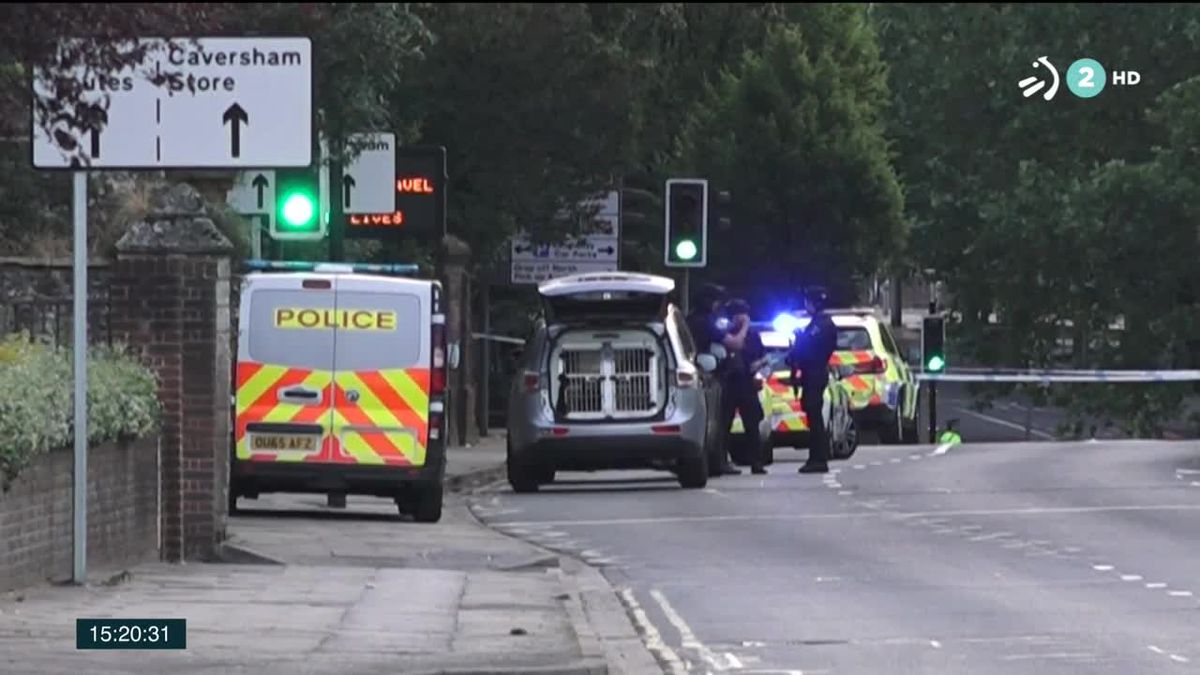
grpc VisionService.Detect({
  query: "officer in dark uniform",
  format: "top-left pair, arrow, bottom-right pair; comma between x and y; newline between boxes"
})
686,283 -> 748,477
787,286 -> 839,474
721,299 -> 767,475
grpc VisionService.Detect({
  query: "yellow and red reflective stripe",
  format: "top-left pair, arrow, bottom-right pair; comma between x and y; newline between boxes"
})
331,383 -> 413,466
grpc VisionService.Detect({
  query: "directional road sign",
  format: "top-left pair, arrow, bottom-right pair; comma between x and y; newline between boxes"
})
32,37 -> 313,169
510,191 -> 620,284
227,170 -> 275,216
342,133 -> 396,214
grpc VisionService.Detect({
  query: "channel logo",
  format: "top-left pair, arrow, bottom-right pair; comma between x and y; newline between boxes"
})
1019,56 -> 1060,101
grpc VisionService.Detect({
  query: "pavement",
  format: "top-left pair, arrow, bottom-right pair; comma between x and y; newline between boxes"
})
0,435 -> 660,675
473,438 -> 1200,674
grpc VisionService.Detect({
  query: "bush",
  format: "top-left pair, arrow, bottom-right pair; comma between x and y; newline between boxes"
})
0,334 -> 162,490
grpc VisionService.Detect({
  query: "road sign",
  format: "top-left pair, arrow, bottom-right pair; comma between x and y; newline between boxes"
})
343,133 -> 396,214
32,37 -> 313,169
346,145 -> 446,240
509,191 -> 620,284
227,170 -> 275,215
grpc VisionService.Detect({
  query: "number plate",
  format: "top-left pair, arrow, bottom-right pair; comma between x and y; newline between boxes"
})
250,433 -> 319,452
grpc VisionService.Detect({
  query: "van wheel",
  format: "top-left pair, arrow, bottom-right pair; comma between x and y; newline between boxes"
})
411,482 -> 443,523
678,453 -> 708,489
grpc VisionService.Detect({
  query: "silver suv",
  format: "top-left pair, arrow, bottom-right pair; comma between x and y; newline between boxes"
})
505,272 -> 720,492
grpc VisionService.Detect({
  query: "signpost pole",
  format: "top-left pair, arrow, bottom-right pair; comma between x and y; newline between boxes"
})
478,282 -> 491,438
72,170 -> 88,585
682,269 -> 690,316
329,152 -> 344,262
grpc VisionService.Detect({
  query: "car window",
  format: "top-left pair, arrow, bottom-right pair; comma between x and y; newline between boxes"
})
671,311 -> 698,359
248,289 -> 336,370
878,323 -> 902,356
836,327 -> 873,351
333,290 -> 423,370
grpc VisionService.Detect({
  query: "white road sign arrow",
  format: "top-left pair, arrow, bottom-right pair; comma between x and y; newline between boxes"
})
343,132 -> 396,214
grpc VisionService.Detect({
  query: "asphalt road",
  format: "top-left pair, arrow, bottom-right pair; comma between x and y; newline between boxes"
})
923,381 -> 1118,444
472,439 -> 1200,674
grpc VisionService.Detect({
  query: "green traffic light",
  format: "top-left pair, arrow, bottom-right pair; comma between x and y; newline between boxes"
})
280,192 -> 316,229
927,355 -> 946,372
675,239 -> 698,261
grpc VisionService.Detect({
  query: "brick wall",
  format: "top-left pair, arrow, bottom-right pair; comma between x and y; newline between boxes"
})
0,437 -> 159,592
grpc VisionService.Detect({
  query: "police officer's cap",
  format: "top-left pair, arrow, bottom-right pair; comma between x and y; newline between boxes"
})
696,283 -> 727,306
803,285 -> 830,306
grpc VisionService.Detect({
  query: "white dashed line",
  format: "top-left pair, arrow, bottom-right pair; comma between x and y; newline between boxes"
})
1176,468 -> 1200,475
853,464 -> 866,470
969,531 -> 1014,542
1167,590 -> 1193,597
930,640 -> 942,649
869,461 -> 883,466
1149,646 -> 1167,655
829,483 -> 843,489
838,490 -> 853,496
1092,564 -> 1114,572
1171,654 -> 1190,663
909,455 -> 923,461
891,458 -> 903,463
1120,575 -> 1144,581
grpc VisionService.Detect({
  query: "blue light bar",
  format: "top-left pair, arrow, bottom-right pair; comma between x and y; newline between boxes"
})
243,260 -> 421,276
772,312 -> 811,334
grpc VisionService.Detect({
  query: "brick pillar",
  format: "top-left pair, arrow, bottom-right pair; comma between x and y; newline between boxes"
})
438,235 -> 478,447
110,184 -> 234,562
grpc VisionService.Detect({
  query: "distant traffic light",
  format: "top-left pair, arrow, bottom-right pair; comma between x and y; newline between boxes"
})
922,316 -> 946,372
272,167 -> 325,241
664,178 -> 707,267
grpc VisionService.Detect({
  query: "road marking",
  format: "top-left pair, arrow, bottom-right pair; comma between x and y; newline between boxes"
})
838,491 -> 853,496
1149,646 -> 1166,655
619,588 -> 685,674
829,483 -> 843,489
1001,653 -> 1097,661
1176,469 -> 1200,475
705,488 -> 730,498
1171,655 -> 1190,663
1146,582 -> 1167,589
970,531 -> 1015,542
1167,590 -> 1193,597
493,503 -> 1200,528
869,461 -> 883,466
891,458 -> 903,463
954,407 -> 1056,440
1092,564 -> 1114,571
1120,574 -> 1143,581
649,589 -> 734,672
930,640 -> 942,649
1192,482 -> 1200,487
853,464 -> 866,470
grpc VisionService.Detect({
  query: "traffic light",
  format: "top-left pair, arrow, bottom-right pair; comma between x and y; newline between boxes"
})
922,316 -> 946,372
272,167 -> 325,241
664,178 -> 708,267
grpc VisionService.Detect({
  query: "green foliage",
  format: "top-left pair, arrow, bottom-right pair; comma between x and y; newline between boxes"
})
677,12 -> 905,306
0,335 -> 161,490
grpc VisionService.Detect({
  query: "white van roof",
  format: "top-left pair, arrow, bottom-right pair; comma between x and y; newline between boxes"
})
538,272 -> 675,297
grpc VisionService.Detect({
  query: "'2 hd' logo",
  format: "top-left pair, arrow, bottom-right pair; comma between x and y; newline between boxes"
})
1020,57 -> 1141,101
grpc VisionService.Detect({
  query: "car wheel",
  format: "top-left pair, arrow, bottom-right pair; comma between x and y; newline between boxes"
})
507,439 -> 541,494
678,453 -> 708,489
409,481 -> 444,523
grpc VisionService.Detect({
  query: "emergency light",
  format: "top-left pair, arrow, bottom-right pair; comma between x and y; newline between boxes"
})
772,313 -> 811,335
243,260 -> 421,276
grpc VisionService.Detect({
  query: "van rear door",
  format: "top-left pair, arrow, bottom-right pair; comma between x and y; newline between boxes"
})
330,276 -> 432,467
235,273 -> 338,464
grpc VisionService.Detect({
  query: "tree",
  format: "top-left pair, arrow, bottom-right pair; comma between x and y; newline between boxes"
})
405,3 -> 641,270
677,12 -> 905,309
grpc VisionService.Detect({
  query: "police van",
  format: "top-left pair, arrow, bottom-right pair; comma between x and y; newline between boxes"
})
230,261 -> 449,522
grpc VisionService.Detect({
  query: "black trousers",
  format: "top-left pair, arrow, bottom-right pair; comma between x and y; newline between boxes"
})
721,374 -> 764,466
802,382 -> 830,466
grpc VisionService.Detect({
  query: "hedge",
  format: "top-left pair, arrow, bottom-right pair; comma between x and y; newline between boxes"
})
0,334 -> 161,490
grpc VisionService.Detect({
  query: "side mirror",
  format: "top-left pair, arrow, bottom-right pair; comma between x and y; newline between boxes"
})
696,354 -> 718,373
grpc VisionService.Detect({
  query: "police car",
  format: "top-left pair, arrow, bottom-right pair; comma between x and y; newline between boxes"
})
729,327 -> 858,465
774,307 -> 921,445
230,261 -> 449,522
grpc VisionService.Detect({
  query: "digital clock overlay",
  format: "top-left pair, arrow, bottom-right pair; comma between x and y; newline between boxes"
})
76,618 -> 187,650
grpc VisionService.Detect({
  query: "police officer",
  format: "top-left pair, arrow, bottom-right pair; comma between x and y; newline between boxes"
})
938,419 -> 962,445
721,299 -> 767,475
686,283 -> 748,477
788,286 -> 838,474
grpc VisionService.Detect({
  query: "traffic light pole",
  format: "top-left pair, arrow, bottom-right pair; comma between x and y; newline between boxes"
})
329,157 -> 344,262
681,269 -> 690,315
927,292 -> 937,444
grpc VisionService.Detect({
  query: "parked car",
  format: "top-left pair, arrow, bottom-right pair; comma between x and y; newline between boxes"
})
505,272 -> 721,492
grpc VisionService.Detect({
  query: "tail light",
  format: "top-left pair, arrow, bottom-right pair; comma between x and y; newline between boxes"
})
429,412 -> 443,441
676,370 -> 698,388
430,323 -> 447,396
652,425 -> 681,434
523,372 -> 541,393
854,357 -> 886,374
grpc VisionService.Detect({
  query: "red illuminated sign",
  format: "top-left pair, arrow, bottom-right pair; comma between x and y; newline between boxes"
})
349,212 -> 405,227
397,177 -> 434,194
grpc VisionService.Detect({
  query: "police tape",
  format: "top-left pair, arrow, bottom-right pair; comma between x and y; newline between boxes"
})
918,370 -> 1200,383
472,332 -> 526,346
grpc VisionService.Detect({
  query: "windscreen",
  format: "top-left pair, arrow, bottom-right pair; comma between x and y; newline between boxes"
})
333,291 -> 423,370
247,289 -> 336,370
545,291 -> 666,324
836,327 -> 873,351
